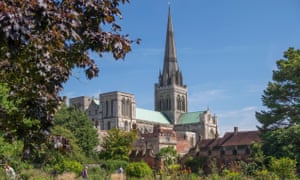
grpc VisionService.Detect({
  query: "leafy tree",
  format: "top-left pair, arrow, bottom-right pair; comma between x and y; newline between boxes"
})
157,146 -> 178,174
157,146 -> 178,167
54,105 -> 98,158
256,48 -> 300,131
0,0 -> 137,157
99,128 -> 137,161
269,157 -> 296,180
261,125 -> 300,169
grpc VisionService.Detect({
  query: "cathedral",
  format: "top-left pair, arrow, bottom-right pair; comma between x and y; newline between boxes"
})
69,7 -> 218,155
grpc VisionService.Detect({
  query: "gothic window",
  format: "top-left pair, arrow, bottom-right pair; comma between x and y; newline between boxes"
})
122,98 -> 125,116
105,101 -> 109,116
177,95 -> 181,110
126,99 -> 131,117
111,100 -> 114,116
165,98 -> 168,110
182,96 -> 185,111
107,121 -> 111,130
166,95 -> 171,110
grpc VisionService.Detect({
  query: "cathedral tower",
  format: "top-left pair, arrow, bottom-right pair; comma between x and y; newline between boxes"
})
155,7 -> 188,124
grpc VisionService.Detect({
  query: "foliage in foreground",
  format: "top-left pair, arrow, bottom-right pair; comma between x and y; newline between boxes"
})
256,48 -> 300,131
54,105 -> 99,158
99,128 -> 137,161
0,0 -> 136,159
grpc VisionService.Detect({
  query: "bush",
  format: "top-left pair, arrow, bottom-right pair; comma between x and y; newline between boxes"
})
254,169 -> 279,180
51,159 -> 83,174
19,169 -> 52,180
100,159 -> 128,173
126,162 -> 152,178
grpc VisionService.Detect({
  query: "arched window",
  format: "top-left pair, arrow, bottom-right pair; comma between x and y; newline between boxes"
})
182,96 -> 185,111
177,95 -> 181,110
111,100 -> 114,116
105,101 -> 109,116
107,121 -> 111,130
126,99 -> 131,117
166,95 -> 171,110
121,98 -> 125,115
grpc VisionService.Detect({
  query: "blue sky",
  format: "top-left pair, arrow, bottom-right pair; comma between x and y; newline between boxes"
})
61,0 -> 300,135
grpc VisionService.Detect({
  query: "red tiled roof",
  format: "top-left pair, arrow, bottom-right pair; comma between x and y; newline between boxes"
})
221,131 -> 260,146
198,130 -> 261,149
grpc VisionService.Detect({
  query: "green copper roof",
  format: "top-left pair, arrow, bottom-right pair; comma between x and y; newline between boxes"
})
178,111 -> 205,124
92,99 -> 100,105
136,108 -> 170,124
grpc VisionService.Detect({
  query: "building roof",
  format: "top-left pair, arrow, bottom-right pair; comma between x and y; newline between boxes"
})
177,111 -> 204,124
198,127 -> 261,149
221,131 -> 261,147
136,108 -> 171,125
92,99 -> 99,105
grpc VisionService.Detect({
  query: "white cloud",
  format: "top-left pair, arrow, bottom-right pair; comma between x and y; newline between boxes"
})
218,106 -> 260,136
188,88 -> 229,111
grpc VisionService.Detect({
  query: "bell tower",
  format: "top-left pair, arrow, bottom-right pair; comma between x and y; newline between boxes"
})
155,7 -> 188,124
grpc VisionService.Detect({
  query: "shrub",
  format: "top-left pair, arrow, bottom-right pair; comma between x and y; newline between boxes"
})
51,159 -> 83,174
19,169 -> 52,180
254,169 -> 279,180
269,157 -> 296,180
100,159 -> 128,173
125,161 -> 152,178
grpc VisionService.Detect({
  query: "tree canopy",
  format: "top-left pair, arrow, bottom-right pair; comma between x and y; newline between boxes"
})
256,47 -> 300,171
0,0 -> 137,156
54,105 -> 99,158
99,128 -> 137,161
256,48 -> 300,131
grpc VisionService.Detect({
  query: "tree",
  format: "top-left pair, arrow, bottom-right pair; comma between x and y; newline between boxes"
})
269,157 -> 296,180
261,125 -> 300,169
99,128 -> 137,161
157,146 -> 178,174
256,48 -> 300,131
54,105 -> 99,158
0,0 -> 137,157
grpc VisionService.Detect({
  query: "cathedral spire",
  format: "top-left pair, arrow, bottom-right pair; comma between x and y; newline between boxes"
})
162,6 -> 179,77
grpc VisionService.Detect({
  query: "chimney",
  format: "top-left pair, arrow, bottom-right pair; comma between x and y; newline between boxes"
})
234,127 -> 238,135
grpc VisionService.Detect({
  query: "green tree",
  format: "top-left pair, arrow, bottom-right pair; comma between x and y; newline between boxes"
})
261,125 -> 300,169
157,146 -> 178,174
157,146 -> 178,167
0,0 -> 137,158
99,128 -> 137,161
256,48 -> 300,131
269,157 -> 296,180
54,105 -> 99,158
